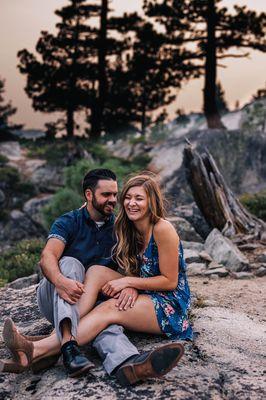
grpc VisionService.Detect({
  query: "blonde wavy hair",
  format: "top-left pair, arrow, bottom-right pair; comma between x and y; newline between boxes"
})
113,172 -> 166,276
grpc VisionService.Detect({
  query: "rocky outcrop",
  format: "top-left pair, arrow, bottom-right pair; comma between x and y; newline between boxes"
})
149,129 -> 266,204
0,279 -> 265,399
167,216 -> 203,243
204,229 -> 249,272
0,210 -> 46,242
23,195 -> 53,225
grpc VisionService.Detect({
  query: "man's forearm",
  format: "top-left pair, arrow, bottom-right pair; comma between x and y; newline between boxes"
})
40,252 -> 62,285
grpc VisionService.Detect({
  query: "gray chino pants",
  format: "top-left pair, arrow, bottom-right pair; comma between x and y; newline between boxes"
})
37,256 -> 139,374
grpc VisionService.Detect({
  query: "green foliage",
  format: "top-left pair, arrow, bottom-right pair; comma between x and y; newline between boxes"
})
0,153 -> 8,165
242,101 -> 266,133
42,188 -> 83,229
129,135 -> 147,145
0,77 -> 22,139
64,159 -> 95,196
0,165 -> 36,214
131,154 -> 151,169
150,123 -> 172,143
26,140 -> 73,166
240,190 -> 266,221
0,166 -> 20,186
42,149 -> 150,228
0,239 -> 45,285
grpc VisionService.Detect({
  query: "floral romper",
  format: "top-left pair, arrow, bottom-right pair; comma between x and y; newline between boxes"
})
139,234 -> 193,340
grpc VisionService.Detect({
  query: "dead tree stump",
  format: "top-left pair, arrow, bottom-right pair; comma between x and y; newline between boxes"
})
183,143 -> 266,242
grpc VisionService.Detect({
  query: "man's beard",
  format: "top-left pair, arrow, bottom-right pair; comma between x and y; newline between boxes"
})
92,194 -> 115,217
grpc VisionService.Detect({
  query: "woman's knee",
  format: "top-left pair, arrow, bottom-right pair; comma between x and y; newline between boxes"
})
97,299 -> 121,323
85,265 -> 112,282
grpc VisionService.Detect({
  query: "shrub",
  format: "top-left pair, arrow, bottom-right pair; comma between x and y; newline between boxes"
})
42,188 -> 83,229
240,190 -> 266,221
0,239 -> 45,285
41,152 -> 150,227
0,153 -> 8,166
0,166 -> 20,187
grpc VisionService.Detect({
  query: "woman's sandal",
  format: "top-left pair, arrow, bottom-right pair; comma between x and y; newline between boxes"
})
0,359 -> 28,373
3,318 -> 34,364
2,318 -> 60,374
21,333 -> 50,342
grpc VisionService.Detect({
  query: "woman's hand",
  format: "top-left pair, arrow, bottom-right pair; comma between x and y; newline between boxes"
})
114,288 -> 138,311
102,277 -> 130,297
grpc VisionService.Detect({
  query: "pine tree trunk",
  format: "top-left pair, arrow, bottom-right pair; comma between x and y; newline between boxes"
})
183,143 -> 266,240
91,0 -> 108,138
66,108 -> 74,138
204,0 -> 225,129
141,89 -> 147,136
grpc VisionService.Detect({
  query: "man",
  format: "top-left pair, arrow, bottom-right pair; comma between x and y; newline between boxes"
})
35,168 -> 183,385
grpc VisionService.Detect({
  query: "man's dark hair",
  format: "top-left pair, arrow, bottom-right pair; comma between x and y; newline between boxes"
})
82,169 -> 117,196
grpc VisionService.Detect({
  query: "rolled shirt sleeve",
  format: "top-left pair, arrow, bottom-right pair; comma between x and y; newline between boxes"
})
47,212 -> 75,245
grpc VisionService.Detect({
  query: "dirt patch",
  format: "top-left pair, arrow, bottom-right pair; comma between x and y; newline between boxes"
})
190,276 -> 266,323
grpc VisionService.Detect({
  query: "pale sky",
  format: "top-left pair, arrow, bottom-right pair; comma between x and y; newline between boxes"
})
0,0 -> 265,130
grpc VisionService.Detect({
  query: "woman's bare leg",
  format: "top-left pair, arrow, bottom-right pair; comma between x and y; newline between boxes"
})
77,265 -> 123,318
32,295 -> 161,361
14,266 -> 123,365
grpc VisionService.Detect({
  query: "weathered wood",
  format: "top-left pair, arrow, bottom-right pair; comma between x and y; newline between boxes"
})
183,144 -> 266,241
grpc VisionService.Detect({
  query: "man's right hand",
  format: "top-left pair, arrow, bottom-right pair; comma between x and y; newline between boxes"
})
55,275 -> 85,304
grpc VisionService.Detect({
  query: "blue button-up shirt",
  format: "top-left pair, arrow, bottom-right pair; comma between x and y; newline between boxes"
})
48,207 -> 117,270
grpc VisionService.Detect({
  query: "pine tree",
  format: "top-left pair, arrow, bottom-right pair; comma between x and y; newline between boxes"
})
104,15 -> 194,135
124,22 -> 176,135
0,78 -> 22,141
215,82 -> 228,115
18,0 -> 101,138
145,0 -> 266,129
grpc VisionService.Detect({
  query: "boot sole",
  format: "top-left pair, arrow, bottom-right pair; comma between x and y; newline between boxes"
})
69,362 -> 95,378
116,342 -> 184,386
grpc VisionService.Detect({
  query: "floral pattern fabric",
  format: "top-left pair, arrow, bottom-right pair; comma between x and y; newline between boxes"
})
140,234 -> 193,340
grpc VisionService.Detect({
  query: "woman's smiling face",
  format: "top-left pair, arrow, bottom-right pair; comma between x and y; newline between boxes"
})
123,185 -> 150,222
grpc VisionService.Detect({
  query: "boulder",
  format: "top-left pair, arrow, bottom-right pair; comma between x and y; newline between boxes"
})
168,216 -> 203,243
6,274 -> 38,290
182,241 -> 204,252
230,272 -> 254,280
254,267 -> 266,277
199,251 -> 213,263
204,268 -> 229,277
148,128 -> 266,203
0,210 -> 45,242
0,141 -> 21,161
187,263 -> 207,276
183,249 -> 202,264
204,229 -> 249,272
255,254 -> 266,263
174,203 -> 211,239
23,194 -> 53,225
208,260 -> 223,270
30,164 -> 63,192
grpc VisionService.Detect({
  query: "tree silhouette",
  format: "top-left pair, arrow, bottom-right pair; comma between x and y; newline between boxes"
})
104,14 -> 195,135
18,0 -> 101,138
145,0 -> 266,129
0,78 -> 22,141
215,82 -> 228,115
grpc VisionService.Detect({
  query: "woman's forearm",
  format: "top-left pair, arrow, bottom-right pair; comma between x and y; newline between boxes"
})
126,275 -> 178,291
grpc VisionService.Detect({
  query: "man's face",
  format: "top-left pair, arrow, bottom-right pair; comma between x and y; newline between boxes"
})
90,179 -> 118,217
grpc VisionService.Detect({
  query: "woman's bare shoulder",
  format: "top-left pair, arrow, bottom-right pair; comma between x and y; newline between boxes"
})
153,219 -> 180,241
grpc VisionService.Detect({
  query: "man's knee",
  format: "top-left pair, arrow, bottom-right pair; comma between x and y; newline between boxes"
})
59,256 -> 85,281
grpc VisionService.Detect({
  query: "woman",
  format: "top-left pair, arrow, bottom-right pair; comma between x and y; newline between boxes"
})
1,173 -> 192,380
